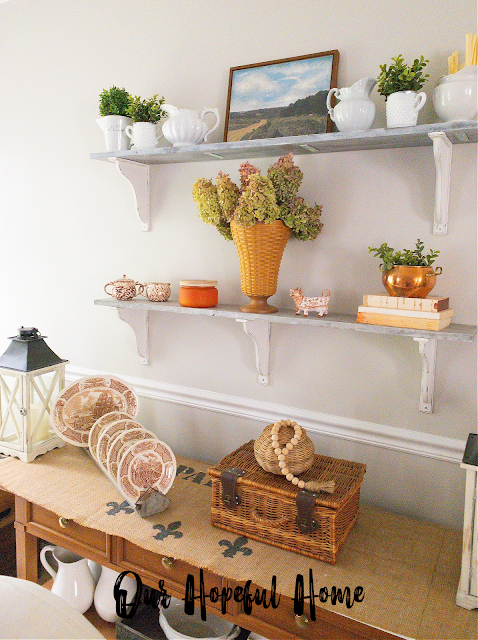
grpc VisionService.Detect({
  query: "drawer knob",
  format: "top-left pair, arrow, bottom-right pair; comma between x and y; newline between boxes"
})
58,517 -> 69,528
161,556 -> 173,571
295,614 -> 309,629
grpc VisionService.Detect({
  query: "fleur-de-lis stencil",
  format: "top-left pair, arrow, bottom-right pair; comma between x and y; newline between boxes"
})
153,521 -> 183,541
219,536 -> 253,558
106,500 -> 135,516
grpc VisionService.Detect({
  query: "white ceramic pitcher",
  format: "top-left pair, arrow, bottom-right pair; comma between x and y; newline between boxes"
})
94,566 -> 137,623
40,545 -> 95,614
96,115 -> 132,151
161,104 -> 220,146
326,77 -> 377,132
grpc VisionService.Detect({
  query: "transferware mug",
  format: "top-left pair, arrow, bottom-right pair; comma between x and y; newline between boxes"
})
142,282 -> 171,302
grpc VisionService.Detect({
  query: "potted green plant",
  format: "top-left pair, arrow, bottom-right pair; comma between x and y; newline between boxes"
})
125,95 -> 166,148
377,55 -> 429,128
97,86 -> 133,151
368,239 -> 442,297
192,154 -> 323,313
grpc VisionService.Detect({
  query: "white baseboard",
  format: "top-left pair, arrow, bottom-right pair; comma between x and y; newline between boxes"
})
65,365 -> 466,464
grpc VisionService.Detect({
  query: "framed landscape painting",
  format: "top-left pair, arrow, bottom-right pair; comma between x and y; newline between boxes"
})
224,50 -> 339,142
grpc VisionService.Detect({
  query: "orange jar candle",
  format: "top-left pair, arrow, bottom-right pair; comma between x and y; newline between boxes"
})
178,280 -> 218,308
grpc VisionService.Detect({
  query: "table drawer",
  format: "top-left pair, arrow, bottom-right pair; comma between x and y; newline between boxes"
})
28,504 -> 110,561
0,490 -> 14,528
117,539 -> 224,609
232,585 -> 372,640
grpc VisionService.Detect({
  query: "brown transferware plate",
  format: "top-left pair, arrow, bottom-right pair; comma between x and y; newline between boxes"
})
51,376 -> 139,446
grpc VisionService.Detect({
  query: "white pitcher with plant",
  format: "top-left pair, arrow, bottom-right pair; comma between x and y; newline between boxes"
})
377,54 -> 429,128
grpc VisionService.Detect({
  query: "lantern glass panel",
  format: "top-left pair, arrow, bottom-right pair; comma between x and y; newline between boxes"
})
28,369 -> 63,444
0,372 -> 24,449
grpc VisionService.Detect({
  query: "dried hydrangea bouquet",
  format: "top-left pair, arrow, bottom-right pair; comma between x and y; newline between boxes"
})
192,154 -> 323,313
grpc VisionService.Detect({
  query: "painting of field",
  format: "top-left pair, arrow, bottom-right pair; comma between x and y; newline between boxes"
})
225,52 -> 338,141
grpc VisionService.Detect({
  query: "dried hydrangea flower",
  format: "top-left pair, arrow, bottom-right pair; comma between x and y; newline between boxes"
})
279,196 -> 323,241
234,174 -> 280,227
267,153 -> 303,205
216,172 -> 240,221
238,161 -> 261,191
192,178 -> 222,226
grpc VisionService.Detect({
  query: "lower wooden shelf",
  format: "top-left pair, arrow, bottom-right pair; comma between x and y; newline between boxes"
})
94,298 -> 476,412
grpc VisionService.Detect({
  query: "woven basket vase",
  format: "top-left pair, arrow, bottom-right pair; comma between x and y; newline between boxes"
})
231,219 -> 290,314
254,423 -> 315,475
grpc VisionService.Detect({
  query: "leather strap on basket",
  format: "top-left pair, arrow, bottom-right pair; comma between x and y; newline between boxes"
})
220,468 -> 245,510
296,490 -> 320,534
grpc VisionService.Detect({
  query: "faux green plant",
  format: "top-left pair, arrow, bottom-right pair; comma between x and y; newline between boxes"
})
126,94 -> 166,123
368,239 -> 440,272
377,55 -> 429,99
192,154 -> 323,242
99,86 -> 131,117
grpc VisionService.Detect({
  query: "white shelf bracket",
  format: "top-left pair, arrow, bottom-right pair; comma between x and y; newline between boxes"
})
428,131 -> 453,235
414,337 -> 437,413
236,319 -> 271,385
117,308 -> 150,365
114,159 -> 151,231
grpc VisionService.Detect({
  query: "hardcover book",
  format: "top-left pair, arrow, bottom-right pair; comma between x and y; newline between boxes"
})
356,312 -> 452,331
362,294 -> 449,312
357,306 -> 454,320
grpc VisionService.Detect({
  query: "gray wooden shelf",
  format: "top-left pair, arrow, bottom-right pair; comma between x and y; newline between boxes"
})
94,298 -> 476,340
91,120 -> 477,234
94,298 -> 476,413
91,120 -> 477,164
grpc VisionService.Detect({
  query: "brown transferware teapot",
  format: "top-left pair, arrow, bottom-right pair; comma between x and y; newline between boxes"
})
104,275 -> 144,301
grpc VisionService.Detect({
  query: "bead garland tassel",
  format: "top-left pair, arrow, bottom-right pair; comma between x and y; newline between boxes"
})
271,419 -> 335,494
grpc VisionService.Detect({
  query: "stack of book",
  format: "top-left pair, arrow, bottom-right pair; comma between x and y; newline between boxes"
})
357,294 -> 453,331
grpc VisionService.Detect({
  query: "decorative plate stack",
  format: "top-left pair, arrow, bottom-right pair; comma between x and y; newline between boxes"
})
50,375 -> 176,515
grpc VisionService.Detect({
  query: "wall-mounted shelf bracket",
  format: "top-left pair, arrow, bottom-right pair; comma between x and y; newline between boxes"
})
117,308 -> 150,364
428,131 -> 453,235
236,319 -> 271,385
113,159 -> 151,231
414,336 -> 437,413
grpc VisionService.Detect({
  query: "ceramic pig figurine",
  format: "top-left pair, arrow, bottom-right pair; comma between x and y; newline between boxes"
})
290,288 -> 331,317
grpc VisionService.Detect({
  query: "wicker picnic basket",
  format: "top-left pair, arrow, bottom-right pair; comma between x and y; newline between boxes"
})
208,440 -> 366,564
230,219 -> 290,314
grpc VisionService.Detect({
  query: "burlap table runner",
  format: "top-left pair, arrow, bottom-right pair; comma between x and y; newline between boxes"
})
0,446 -> 476,639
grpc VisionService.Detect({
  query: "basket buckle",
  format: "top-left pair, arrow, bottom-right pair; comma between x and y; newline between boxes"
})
296,490 -> 320,534
220,468 -> 245,510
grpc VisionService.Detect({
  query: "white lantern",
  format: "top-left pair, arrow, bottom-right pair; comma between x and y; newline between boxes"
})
0,327 -> 68,462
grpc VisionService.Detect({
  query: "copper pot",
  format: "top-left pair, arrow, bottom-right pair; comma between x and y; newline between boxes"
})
382,265 -> 442,298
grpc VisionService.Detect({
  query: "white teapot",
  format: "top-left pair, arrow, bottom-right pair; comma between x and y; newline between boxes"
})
161,104 -> 220,146
327,77 -> 377,132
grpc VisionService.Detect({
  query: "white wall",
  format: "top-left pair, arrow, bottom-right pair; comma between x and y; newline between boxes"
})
0,0 -> 476,527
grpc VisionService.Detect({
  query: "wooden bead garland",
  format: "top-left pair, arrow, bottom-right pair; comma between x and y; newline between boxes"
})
254,419 -> 336,494
270,419 -> 308,489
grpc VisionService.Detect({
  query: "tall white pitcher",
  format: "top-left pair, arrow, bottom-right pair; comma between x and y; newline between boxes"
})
40,545 -> 95,614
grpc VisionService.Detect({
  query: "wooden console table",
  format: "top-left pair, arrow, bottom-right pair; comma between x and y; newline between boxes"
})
1,447 -> 476,640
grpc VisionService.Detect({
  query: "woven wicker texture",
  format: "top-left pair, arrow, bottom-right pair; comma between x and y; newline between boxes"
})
254,423 -> 315,475
230,220 -> 290,296
209,440 -> 366,563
